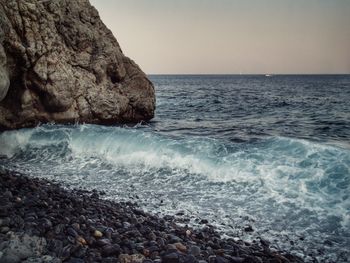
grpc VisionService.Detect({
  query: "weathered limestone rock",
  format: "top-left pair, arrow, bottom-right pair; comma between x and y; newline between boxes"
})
0,0 -> 155,129
0,40 -> 9,97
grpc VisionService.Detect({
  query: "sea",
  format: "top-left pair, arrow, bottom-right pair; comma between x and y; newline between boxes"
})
0,75 -> 349,262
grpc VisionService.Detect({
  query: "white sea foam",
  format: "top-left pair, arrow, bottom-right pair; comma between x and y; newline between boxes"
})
69,127 -> 350,211
0,128 -> 34,157
0,124 -> 349,261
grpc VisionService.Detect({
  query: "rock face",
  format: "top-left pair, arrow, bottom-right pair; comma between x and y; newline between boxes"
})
0,0 -> 155,130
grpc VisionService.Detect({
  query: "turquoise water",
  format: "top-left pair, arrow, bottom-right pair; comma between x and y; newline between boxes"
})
0,75 -> 349,262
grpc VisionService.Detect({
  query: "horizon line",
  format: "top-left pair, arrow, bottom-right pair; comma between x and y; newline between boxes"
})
147,73 -> 350,76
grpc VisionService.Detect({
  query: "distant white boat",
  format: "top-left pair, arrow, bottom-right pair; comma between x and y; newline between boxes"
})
265,74 -> 273,77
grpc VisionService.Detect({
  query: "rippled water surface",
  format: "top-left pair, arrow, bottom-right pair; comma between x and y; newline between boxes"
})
1,75 -> 350,262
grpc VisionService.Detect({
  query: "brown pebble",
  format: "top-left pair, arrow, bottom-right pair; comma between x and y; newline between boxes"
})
216,249 -> 225,256
77,236 -> 87,245
143,249 -> 150,257
174,242 -> 187,253
72,223 -> 80,230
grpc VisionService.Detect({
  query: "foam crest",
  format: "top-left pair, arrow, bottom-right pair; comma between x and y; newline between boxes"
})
0,124 -> 349,261
0,128 -> 34,157
66,127 -> 350,230
69,127 -> 228,177
2,125 -> 349,201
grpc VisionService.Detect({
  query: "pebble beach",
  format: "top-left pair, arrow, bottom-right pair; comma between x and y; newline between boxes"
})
0,171 -> 302,263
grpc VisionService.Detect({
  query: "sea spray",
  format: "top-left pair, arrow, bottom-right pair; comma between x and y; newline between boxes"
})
0,124 -> 349,261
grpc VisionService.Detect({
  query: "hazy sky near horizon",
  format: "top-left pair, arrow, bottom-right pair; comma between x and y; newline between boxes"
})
90,0 -> 350,74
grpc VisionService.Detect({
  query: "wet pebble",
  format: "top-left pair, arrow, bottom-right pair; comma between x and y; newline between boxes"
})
189,246 -> 201,257
168,235 -> 182,244
66,258 -> 85,263
0,172 -> 302,263
0,217 -> 11,227
102,244 -> 121,256
118,253 -> 145,263
229,257 -> 245,263
3,190 -> 13,199
76,236 -> 87,245
244,225 -> 254,232
67,227 -> 78,238
94,230 -> 103,238
1,226 -> 10,234
96,238 -> 111,247
174,242 -> 187,253
162,252 -> 180,263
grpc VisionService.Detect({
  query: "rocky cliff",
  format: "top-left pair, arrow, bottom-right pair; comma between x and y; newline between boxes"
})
0,0 -> 155,130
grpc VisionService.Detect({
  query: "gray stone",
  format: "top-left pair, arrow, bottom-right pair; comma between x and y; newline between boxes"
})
21,259 -> 38,263
162,253 -> 179,263
214,256 -> 229,263
96,238 -> 111,247
189,246 -> 201,257
119,254 -> 145,263
0,218 -> 10,227
0,233 -> 47,262
229,257 -> 245,263
41,255 -> 61,263
208,256 -> 216,263
66,258 -> 84,263
0,227 -> 10,234
184,255 -> 198,263
102,244 -> 121,256
0,253 -> 21,263
168,234 -> 182,243
0,0 -> 155,130
0,44 -> 9,102
3,191 -> 12,199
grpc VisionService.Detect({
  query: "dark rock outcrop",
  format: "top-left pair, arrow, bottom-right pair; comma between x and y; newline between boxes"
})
0,0 -> 155,130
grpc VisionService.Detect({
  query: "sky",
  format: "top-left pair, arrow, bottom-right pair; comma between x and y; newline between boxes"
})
90,0 -> 350,74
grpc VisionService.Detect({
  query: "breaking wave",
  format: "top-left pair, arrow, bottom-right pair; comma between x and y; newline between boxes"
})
0,124 -> 349,262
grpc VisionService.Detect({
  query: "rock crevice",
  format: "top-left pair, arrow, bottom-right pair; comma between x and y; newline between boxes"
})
0,0 -> 155,129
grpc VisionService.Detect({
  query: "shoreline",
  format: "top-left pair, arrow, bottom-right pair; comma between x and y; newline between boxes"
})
0,171 -> 302,263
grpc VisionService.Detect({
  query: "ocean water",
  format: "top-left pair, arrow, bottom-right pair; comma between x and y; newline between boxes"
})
1,75 -> 350,262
